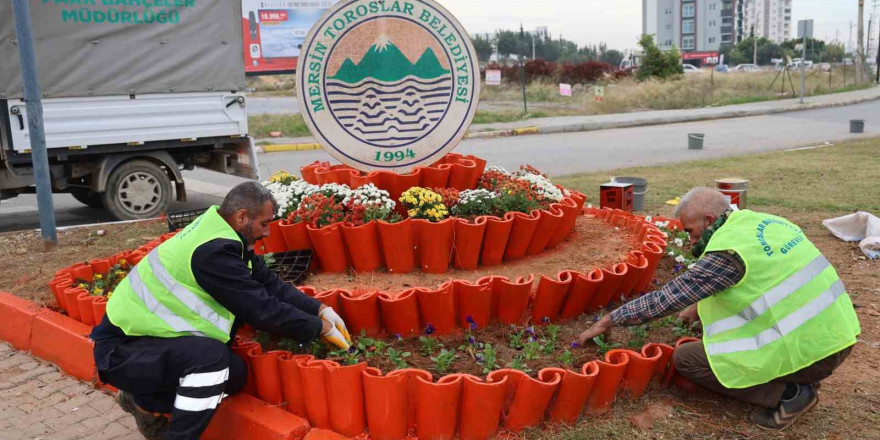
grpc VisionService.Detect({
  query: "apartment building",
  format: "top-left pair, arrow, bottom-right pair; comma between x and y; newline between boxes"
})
643,0 -> 736,64
741,0 -> 793,43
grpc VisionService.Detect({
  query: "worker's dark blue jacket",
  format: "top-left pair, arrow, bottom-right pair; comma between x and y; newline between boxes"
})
91,233 -> 323,343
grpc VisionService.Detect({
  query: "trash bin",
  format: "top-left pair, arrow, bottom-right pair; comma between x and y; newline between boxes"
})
613,177 -> 648,211
850,120 -> 865,134
688,133 -> 705,150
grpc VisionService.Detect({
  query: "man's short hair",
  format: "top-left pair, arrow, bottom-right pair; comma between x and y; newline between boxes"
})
219,181 -> 278,219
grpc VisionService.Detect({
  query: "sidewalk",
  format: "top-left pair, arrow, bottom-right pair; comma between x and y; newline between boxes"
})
0,342 -> 140,440
258,85 -> 880,151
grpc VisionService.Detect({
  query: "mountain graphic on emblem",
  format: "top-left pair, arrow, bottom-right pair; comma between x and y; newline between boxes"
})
326,36 -> 453,147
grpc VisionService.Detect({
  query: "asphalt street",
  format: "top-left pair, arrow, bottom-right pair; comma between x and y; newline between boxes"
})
1,99 -> 876,232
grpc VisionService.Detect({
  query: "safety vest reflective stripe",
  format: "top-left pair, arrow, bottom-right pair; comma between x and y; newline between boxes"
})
706,279 -> 846,356
704,255 -> 831,337
127,266 -> 205,337
145,249 -> 232,335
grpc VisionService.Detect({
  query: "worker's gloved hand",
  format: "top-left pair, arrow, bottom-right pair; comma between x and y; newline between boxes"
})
319,307 -> 352,344
321,321 -> 351,350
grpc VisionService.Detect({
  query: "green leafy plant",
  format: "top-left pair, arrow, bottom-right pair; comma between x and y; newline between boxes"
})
557,349 -> 574,367
430,348 -> 458,373
508,327 -> 526,350
386,347 -> 411,369
592,334 -> 622,356
672,319 -> 700,338
542,323 -> 561,354
355,330 -> 390,359
523,338 -> 543,360
477,343 -> 499,374
420,336 -> 442,357
329,347 -> 361,366
506,355 -> 532,374
262,253 -> 277,267
254,332 -> 271,351
627,325 -> 648,349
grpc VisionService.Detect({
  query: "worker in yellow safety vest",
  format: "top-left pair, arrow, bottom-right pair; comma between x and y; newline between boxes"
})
91,182 -> 352,440
578,187 -> 860,430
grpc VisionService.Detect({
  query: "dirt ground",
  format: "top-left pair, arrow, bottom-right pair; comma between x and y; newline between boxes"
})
0,209 -> 877,439
0,219 -> 168,306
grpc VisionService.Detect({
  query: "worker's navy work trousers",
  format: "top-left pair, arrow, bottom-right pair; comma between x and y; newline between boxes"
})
94,334 -> 247,440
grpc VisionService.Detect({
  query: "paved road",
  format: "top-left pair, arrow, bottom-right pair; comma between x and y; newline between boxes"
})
248,96 -> 300,115
1,99 -> 876,232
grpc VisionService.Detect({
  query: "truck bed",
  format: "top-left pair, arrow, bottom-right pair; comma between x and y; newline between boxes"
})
5,92 -> 248,153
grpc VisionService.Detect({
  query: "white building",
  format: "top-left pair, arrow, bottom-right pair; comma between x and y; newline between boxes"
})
643,0 -> 735,64
535,26 -> 549,39
741,0 -> 792,43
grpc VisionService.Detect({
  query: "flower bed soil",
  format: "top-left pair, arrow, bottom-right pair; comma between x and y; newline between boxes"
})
0,220 -> 167,306
254,313 -> 697,381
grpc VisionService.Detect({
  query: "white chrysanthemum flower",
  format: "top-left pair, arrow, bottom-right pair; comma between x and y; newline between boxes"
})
517,173 -> 564,202
675,255 -> 686,263
343,183 -> 395,211
486,165 -> 510,174
673,238 -> 684,247
458,189 -> 497,204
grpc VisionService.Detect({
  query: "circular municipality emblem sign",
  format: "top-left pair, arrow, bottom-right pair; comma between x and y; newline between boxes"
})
296,0 -> 480,172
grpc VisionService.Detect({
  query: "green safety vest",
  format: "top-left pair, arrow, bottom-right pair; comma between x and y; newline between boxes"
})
106,206 -> 244,343
697,210 -> 861,389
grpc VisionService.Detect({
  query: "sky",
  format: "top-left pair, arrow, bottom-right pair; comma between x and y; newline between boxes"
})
437,0 -> 876,51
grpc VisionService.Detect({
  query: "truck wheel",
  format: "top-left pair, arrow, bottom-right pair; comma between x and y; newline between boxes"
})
102,160 -> 172,220
70,187 -> 104,208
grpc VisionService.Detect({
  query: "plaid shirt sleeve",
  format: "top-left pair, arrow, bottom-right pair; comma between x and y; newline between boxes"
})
609,252 -> 744,326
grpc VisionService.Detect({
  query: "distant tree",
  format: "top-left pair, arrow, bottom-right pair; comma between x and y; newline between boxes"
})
636,34 -> 683,80
471,35 -> 494,64
600,49 -> 625,66
823,43 -> 846,62
494,30 -> 519,61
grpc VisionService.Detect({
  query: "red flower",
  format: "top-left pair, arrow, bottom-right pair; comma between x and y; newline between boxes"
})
432,187 -> 460,209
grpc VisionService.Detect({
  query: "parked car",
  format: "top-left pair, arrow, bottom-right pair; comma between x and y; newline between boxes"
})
682,64 -> 702,74
733,64 -> 761,73
791,58 -> 814,70
714,64 -> 729,73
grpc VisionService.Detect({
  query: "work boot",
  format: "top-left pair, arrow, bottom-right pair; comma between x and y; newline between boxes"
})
749,384 -> 818,431
117,391 -> 170,440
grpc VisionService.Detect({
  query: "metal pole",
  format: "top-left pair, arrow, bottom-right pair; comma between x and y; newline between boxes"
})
801,32 -> 807,103
752,26 -> 757,65
519,55 -> 528,114
857,0 -> 866,84
876,18 -> 880,82
11,0 -> 57,245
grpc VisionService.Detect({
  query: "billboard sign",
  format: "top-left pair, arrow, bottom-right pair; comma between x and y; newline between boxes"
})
242,0 -> 338,75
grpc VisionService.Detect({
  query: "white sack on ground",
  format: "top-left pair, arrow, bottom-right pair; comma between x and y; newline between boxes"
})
822,212 -> 880,260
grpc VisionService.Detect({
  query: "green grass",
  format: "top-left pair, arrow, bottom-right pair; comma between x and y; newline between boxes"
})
248,114 -> 310,138
555,137 -> 880,215
471,110 -> 551,124
249,111 -> 552,138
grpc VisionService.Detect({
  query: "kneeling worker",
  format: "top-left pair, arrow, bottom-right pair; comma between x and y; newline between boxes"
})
91,182 -> 352,440
578,188 -> 860,430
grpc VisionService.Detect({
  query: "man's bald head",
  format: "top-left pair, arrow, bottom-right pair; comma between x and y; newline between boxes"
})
674,188 -> 731,245
675,188 -> 730,221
